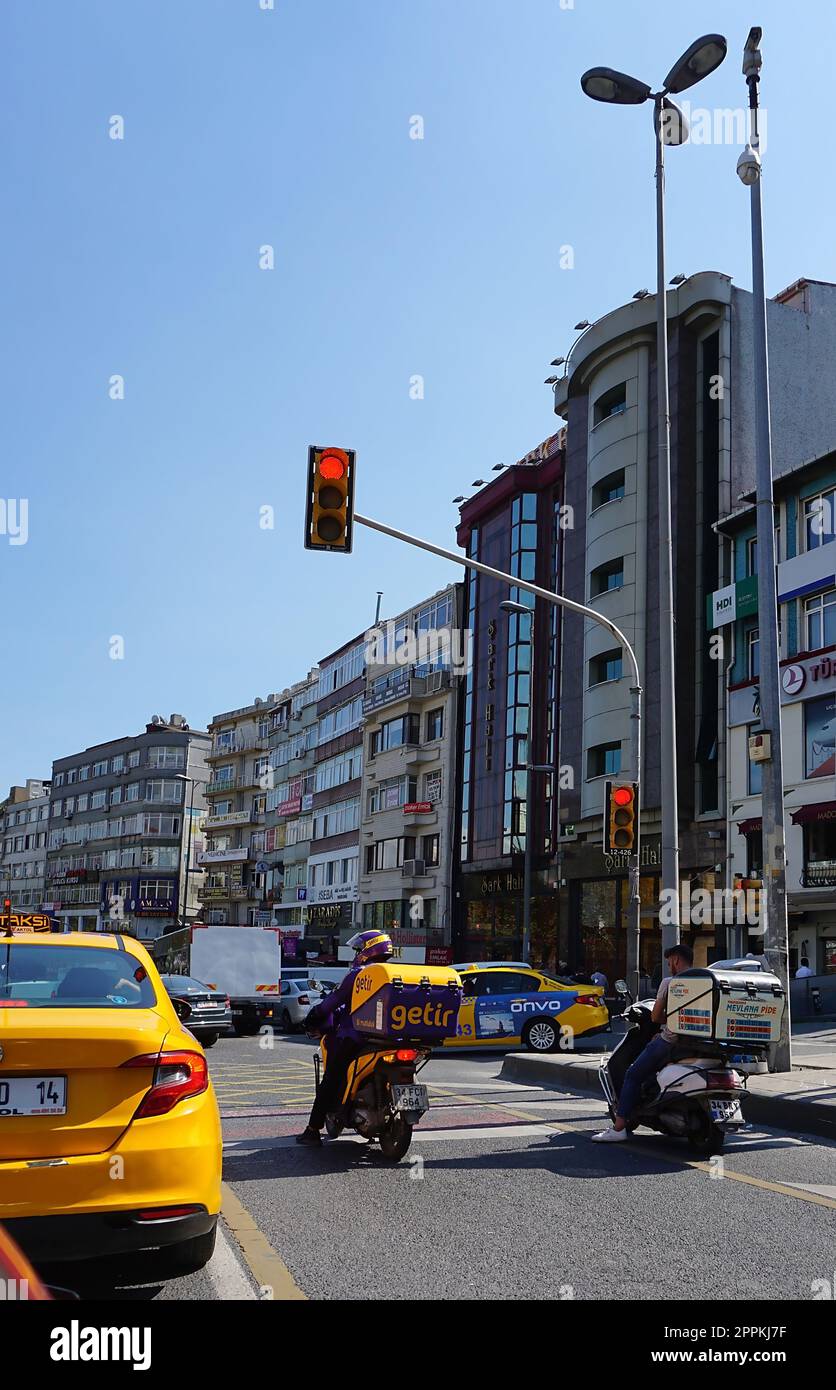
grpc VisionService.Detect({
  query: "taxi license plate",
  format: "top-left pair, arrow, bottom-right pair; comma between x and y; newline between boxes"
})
392,1084 -> 428,1114
709,1099 -> 742,1123
0,1077 -> 67,1117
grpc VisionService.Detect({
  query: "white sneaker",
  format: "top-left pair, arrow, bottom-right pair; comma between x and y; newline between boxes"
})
591,1126 -> 627,1143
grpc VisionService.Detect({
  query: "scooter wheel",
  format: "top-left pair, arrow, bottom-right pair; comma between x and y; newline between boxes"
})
378,1116 -> 412,1162
324,1115 -> 342,1139
687,1122 -> 725,1156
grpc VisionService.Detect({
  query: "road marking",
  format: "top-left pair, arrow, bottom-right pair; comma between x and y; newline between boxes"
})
207,1221 -> 258,1300
221,1182 -> 307,1300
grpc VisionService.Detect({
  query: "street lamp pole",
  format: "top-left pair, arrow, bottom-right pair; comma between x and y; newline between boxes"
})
737,28 -> 791,1070
581,35 -> 727,962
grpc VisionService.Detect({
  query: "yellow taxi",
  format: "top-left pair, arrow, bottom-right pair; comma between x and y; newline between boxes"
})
0,923 -> 222,1279
444,962 -> 609,1052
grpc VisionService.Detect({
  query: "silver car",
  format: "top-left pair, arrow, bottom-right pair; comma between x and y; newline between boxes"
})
278,978 -> 323,1032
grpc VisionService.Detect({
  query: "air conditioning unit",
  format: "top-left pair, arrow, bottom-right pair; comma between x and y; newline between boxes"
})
402,859 -> 426,877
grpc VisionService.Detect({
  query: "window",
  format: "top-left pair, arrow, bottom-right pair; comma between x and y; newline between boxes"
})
64,797 -> 75,816
422,834 -> 440,867
804,588 -> 836,652
589,649 -> 623,685
146,779 -> 183,804
365,836 -> 416,871
317,696 -> 364,746
148,746 -> 186,770
425,708 -> 444,741
805,694 -> 835,780
110,785 -> 123,805
141,846 -> 179,868
317,643 -> 365,696
92,761 -> 108,778
53,772 -> 65,789
315,746 -> 362,793
591,469 -> 626,510
593,382 -> 627,424
803,822 -> 836,888
213,730 -> 234,752
363,900 -> 405,932
111,755 -> 124,773
212,800 -> 233,818
125,781 -> 140,802
143,813 -> 181,836
747,627 -> 759,679
312,798 -> 360,840
128,750 -> 141,768
745,829 -> 763,878
587,742 -> 622,778
803,487 -> 836,551
138,879 -> 175,901
215,766 -> 235,786
369,714 -> 420,757
590,559 -> 624,597
422,769 -> 442,805
66,769 -> 77,785
367,775 -> 416,815
747,723 -> 763,795
90,790 -> 107,810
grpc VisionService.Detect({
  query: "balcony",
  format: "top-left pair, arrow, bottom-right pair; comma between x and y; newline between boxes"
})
207,734 -> 271,761
206,777 -> 237,795
363,670 -> 451,715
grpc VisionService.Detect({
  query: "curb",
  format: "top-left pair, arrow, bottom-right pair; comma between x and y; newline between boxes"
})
500,1052 -> 836,1143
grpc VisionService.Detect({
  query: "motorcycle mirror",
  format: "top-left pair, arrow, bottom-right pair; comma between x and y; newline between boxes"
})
615,979 -> 629,994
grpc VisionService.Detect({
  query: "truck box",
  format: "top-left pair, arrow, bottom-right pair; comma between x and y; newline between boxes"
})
666,967 -> 785,1046
350,962 -> 462,1042
189,925 -> 282,1034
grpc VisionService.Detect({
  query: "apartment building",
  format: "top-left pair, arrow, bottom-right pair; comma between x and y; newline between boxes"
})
46,716 -> 209,939
264,670 -> 319,957
0,779 -> 51,913
550,271 -> 836,982
715,450 -> 836,972
200,697 -> 278,925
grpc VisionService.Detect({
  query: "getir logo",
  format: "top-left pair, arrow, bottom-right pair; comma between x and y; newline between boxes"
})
391,1002 -> 454,1030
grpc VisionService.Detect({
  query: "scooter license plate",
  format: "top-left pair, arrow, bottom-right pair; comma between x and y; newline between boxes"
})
392,1084 -> 428,1114
710,1099 -> 742,1123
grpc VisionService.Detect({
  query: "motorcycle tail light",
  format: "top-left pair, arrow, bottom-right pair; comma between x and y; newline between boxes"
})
395,1048 -> 418,1062
706,1071 -> 737,1089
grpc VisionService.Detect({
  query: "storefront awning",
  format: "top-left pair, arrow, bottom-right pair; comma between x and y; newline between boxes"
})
737,818 -> 762,835
790,801 -> 836,825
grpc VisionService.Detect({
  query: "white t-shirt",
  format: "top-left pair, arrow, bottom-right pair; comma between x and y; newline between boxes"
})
655,976 -> 677,1044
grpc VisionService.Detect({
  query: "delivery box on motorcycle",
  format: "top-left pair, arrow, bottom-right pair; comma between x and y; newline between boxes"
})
350,962 -> 463,1042
666,967 -> 785,1046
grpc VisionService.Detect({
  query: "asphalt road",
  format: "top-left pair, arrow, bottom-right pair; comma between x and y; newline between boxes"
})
46,1031 -> 836,1302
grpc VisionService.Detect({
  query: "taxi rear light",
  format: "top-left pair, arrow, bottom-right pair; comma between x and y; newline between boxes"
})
123,1050 -> 209,1117
576,995 -> 601,1008
136,1205 -> 202,1222
0,1000 -> 29,1007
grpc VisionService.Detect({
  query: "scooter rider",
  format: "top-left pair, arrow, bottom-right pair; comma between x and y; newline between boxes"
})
295,930 -> 394,1146
592,942 -> 694,1143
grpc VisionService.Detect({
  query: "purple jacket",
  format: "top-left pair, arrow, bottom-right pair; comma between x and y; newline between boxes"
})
306,966 -> 362,1041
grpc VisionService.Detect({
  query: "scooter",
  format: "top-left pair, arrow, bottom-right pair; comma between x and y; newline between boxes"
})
600,984 -> 749,1154
312,1035 -> 432,1162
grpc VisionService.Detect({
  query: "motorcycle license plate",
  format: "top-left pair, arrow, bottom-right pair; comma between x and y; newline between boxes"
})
710,1099 -> 742,1123
392,1084 -> 428,1114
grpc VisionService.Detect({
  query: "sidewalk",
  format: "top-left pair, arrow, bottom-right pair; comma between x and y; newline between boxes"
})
501,1024 -> 836,1142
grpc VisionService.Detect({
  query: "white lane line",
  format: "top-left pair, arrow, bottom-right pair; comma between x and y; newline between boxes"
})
777,1182 -> 836,1198
424,1080 -> 543,1092
206,1221 -> 259,1301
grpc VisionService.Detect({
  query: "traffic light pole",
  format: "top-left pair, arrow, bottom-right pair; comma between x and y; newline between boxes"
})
354,512 -> 644,995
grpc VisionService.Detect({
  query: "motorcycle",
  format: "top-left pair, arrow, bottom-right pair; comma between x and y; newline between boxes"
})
599,981 -> 749,1154
312,1033 -> 432,1162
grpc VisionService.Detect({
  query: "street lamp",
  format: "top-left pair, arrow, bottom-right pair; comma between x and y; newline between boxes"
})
736,27 -> 791,1071
176,774 -> 207,931
581,34 -> 727,957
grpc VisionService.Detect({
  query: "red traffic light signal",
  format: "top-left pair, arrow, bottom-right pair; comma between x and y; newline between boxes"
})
604,782 -> 638,852
305,446 -> 355,552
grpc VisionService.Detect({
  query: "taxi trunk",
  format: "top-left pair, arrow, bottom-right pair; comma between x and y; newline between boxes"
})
0,1008 -> 168,1160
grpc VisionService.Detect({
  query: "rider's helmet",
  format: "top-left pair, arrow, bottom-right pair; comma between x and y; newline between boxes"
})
347,929 -> 394,967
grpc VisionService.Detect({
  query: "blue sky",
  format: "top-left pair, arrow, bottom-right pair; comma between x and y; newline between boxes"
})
2,0 -> 834,789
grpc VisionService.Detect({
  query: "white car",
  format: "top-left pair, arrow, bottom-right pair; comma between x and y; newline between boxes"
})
278,978 -> 323,1031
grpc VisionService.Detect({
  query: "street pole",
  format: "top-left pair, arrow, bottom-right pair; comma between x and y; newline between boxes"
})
523,611 -> 534,964
738,29 -> 791,1069
654,95 -> 681,955
355,511 -> 643,995
179,775 -> 199,932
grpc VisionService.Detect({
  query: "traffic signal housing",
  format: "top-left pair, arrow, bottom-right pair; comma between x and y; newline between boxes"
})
604,781 -> 639,852
304,446 -> 355,553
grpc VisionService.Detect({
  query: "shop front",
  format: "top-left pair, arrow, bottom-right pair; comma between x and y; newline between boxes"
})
453,866 -> 560,967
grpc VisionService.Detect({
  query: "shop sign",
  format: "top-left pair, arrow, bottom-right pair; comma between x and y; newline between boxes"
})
403,802 -> 432,814
602,840 -> 661,874
427,947 -> 454,966
706,575 -> 758,630
198,848 -> 249,864
729,651 -> 836,726
276,797 -> 302,817
306,884 -> 358,904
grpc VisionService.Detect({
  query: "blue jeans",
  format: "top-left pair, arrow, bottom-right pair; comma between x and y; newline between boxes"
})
617,1034 -> 674,1121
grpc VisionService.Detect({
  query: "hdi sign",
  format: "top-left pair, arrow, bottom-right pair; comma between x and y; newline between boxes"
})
707,576 -> 759,630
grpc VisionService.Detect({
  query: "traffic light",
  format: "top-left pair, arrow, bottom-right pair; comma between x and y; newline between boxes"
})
304,445 -> 355,553
604,782 -> 638,852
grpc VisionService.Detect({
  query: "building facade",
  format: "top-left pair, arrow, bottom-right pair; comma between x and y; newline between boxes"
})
200,697 -> 278,926
716,451 -> 836,973
358,584 -> 463,963
264,671 -> 319,958
46,716 -> 209,939
1,779 -> 51,914
453,434 -> 564,965
551,271 -> 836,984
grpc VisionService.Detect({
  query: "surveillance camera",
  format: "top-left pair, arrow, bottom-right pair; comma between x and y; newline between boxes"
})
736,144 -> 760,187
743,27 -> 762,79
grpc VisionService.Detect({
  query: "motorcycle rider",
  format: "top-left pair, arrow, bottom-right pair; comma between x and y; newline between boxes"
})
592,942 -> 694,1143
295,929 -> 394,1146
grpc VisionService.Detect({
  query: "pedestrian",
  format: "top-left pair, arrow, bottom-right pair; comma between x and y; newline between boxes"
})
795,957 -> 814,978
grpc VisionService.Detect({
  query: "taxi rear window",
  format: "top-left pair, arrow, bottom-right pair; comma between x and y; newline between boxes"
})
0,944 -> 157,1009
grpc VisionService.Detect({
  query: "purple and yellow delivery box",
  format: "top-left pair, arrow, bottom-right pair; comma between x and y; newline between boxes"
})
350,962 -> 463,1041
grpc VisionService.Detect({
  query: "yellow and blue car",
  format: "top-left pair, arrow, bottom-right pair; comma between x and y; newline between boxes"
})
444,962 -> 609,1052
0,925 -> 222,1280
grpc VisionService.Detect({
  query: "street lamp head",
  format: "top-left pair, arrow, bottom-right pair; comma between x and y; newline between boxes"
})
471,479 -> 486,487
492,463 -> 506,471
580,67 -> 651,105
736,144 -> 761,186
663,34 -> 727,94
574,320 -> 590,331
500,600 -> 528,617
670,273 -> 687,285
633,289 -> 650,300
550,356 -> 565,367
544,376 -> 559,385
452,496 -> 465,504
